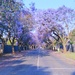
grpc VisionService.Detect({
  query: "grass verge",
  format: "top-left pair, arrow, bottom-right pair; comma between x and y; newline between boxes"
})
63,52 -> 75,60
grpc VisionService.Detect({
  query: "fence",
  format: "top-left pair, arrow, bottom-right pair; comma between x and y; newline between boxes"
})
3,45 -> 23,53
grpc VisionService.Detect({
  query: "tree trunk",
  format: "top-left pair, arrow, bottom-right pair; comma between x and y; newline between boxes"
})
63,43 -> 67,53
2,43 -> 4,54
0,38 -> 5,54
9,37 -> 15,54
12,45 -> 15,54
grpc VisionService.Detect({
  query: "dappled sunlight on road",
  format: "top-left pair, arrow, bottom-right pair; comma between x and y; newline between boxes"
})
0,49 -> 75,75
0,50 -> 52,75
24,48 -> 51,57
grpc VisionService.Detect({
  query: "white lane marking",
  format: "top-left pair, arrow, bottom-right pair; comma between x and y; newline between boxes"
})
37,49 -> 40,70
37,55 -> 39,69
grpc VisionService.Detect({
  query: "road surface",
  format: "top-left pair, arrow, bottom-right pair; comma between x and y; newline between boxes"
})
0,48 -> 75,75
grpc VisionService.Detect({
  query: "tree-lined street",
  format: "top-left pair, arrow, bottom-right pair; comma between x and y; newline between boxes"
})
0,49 -> 75,75
0,0 -> 75,54
0,0 -> 75,75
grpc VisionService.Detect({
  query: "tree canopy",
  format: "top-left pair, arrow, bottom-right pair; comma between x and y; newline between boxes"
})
0,1 -> 75,53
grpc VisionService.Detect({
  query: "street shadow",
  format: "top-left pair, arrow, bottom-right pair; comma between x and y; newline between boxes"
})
72,72 -> 75,75
0,50 -> 52,75
0,53 -> 26,68
23,48 -> 51,57
0,51 -> 27,62
0,64 -> 52,75
0,58 -> 25,68
0,53 -> 20,61
0,48 -> 52,75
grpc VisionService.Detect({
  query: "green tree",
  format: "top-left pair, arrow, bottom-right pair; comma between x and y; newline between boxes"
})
69,29 -> 75,44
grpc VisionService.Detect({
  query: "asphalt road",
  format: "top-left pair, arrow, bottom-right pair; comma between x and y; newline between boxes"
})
0,48 -> 75,75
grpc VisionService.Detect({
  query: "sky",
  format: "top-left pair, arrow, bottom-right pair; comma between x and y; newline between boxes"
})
23,0 -> 75,10
22,0 -> 75,33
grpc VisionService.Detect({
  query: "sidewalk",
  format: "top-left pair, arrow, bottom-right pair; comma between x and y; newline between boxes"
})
0,51 -> 24,65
